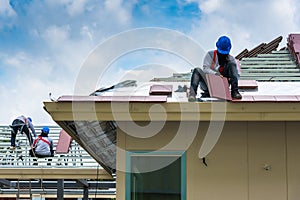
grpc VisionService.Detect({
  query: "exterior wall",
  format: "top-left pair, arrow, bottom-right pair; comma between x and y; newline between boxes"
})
287,122 -> 300,200
116,121 -> 300,200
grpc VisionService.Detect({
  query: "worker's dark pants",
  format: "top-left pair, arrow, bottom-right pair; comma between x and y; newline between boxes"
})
10,119 -> 33,147
222,61 -> 239,93
189,61 -> 239,97
190,67 -> 209,96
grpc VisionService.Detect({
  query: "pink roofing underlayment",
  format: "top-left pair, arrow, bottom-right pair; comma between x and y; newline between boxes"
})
58,95 -> 167,102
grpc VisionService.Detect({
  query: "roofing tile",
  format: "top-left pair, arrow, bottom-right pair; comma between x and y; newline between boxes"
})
274,95 -> 299,102
238,80 -> 258,89
149,84 -> 173,95
235,36 -> 282,59
252,95 -> 276,101
56,130 -> 73,154
287,33 -> 300,66
144,96 -> 168,102
232,95 -> 300,102
206,74 -> 232,101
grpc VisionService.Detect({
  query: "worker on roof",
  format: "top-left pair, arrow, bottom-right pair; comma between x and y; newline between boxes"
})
188,35 -> 242,101
9,115 -> 36,150
29,126 -> 54,158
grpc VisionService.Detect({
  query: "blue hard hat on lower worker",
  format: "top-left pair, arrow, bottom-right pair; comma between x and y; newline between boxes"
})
216,36 -> 232,54
42,126 -> 50,134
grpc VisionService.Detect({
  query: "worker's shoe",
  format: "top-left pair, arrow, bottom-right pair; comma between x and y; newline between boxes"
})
200,92 -> 210,98
188,94 -> 196,102
9,146 -> 16,150
231,91 -> 242,99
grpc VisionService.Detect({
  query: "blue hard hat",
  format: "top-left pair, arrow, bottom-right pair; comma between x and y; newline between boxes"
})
216,36 -> 232,54
27,117 -> 32,122
42,126 -> 50,134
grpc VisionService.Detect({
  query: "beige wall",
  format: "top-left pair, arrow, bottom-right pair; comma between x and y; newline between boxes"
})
116,121 -> 300,200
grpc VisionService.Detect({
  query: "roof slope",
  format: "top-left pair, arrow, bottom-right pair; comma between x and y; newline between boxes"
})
239,49 -> 300,81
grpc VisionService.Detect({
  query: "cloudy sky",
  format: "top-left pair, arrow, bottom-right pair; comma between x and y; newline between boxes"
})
0,0 -> 299,125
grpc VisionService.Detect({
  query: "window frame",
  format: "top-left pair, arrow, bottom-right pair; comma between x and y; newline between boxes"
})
125,151 -> 186,200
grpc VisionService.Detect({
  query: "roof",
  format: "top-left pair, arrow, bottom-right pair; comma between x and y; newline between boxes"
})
0,125 -> 115,198
43,33 -> 300,176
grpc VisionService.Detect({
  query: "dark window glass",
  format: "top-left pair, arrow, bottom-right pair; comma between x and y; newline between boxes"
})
130,155 -> 181,200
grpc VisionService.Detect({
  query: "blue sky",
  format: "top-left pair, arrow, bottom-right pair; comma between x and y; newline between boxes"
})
0,0 -> 300,125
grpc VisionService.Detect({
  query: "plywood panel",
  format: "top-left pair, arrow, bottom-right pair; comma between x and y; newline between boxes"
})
248,122 -> 286,200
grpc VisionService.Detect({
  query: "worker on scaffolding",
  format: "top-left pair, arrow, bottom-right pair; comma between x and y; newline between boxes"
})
9,115 -> 36,150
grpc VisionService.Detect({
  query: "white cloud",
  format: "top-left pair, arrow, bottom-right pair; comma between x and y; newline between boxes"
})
104,0 -> 132,25
39,24 -> 91,76
65,0 -> 88,16
199,0 -> 224,14
42,25 -> 71,46
0,51 -> 73,126
81,25 -> 93,42
189,0 -> 300,55
44,0 -> 88,16
271,0 -> 298,30
0,0 -> 16,17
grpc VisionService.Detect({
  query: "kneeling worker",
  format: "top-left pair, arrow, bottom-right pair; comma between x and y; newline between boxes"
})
188,35 -> 242,101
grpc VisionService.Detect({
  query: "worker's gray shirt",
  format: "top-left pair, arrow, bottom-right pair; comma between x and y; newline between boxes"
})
34,137 -> 53,156
202,50 -> 237,75
16,115 -> 36,136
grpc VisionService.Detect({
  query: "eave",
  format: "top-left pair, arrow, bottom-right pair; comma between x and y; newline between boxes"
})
44,101 -> 300,122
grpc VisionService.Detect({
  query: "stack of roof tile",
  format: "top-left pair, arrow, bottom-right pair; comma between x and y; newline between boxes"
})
236,36 -> 283,60
287,33 -> 300,67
